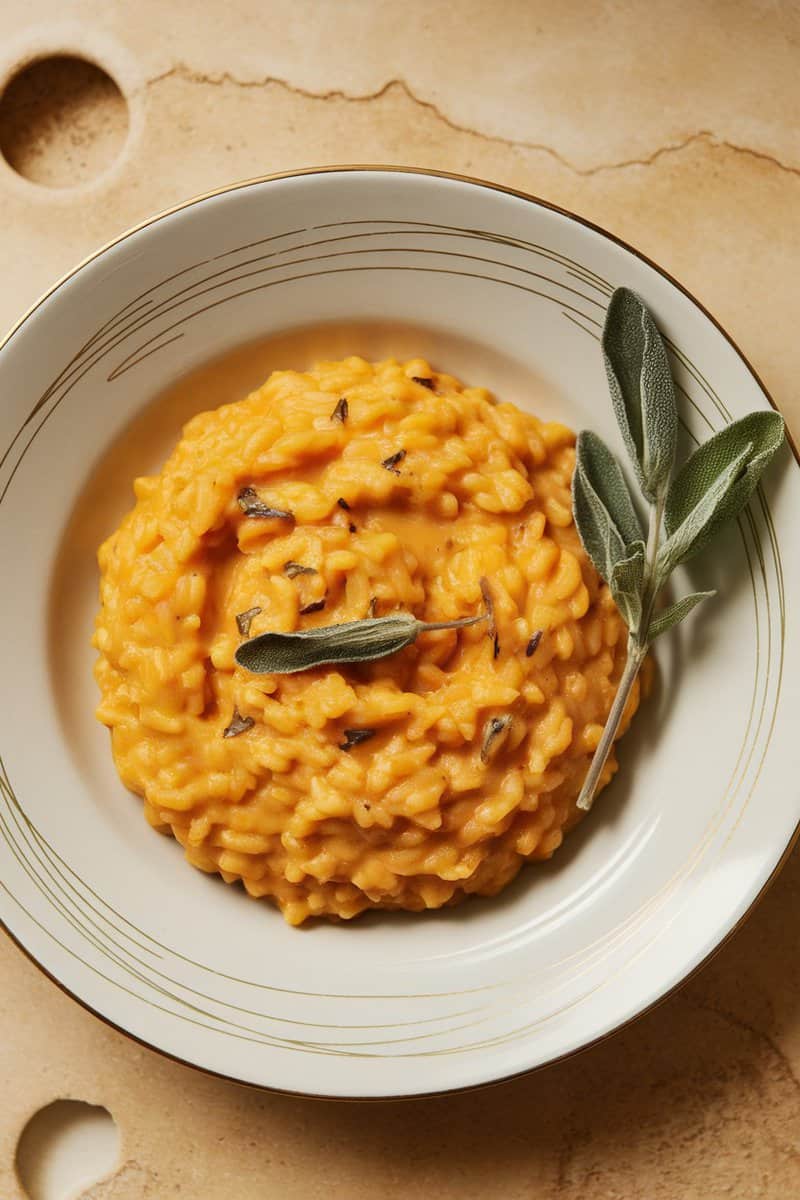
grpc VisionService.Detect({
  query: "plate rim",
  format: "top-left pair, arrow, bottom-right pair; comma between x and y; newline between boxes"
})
2,163 -> 797,1101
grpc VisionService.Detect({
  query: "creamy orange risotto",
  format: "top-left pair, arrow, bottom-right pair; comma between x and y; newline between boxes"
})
94,357 -> 640,924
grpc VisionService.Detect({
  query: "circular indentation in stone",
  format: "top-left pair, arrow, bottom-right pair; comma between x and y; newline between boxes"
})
16,1099 -> 120,1199
0,55 -> 129,187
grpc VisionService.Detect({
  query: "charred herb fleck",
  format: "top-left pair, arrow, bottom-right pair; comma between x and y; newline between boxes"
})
300,597 -> 327,615
235,606 -> 262,637
412,376 -> 435,390
337,497 -> 351,511
284,561 -> 317,579
381,449 -> 406,473
480,714 -> 513,764
331,397 -> 349,423
479,577 -> 497,658
223,708 -> 254,739
237,487 -> 293,521
479,577 -> 495,633
526,630 -> 543,658
339,727 -> 376,751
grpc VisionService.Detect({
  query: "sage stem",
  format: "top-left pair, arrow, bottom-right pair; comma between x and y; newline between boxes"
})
576,639 -> 646,811
578,494 -> 662,812
418,614 -> 486,633
639,493 -> 666,639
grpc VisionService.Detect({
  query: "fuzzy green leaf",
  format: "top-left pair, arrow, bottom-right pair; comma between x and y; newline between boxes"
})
572,431 -> 642,586
662,411 -> 785,567
657,442 -> 752,576
235,611 -> 487,675
576,431 -> 644,545
609,542 -> 646,633
602,287 -> 678,501
647,591 -> 715,640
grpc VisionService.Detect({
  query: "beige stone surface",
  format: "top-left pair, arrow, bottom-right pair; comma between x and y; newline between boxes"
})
1,2 -> 799,1196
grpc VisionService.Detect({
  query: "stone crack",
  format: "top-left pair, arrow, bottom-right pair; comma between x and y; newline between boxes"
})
143,65 -> 800,179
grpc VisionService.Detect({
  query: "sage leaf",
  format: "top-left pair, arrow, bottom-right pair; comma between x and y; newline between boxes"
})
647,591 -> 715,641
662,411 -> 785,567
609,542 -> 645,633
658,442 -> 752,575
576,431 -> 644,546
235,611 -> 487,675
572,466 -> 624,586
602,287 -> 678,501
573,431 -> 642,585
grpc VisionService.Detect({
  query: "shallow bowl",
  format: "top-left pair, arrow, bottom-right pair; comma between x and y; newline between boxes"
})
1,167 -> 798,1097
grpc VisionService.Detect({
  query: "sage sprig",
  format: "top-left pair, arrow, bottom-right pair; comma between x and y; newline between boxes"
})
235,610 -> 487,675
573,287 -> 785,810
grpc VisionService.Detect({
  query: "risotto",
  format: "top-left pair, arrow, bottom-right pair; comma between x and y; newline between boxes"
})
94,356 -> 641,925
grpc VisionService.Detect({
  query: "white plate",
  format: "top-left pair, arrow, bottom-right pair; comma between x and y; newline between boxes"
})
1,168 -> 797,1098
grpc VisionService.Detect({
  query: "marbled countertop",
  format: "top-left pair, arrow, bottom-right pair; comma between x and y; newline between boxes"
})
2,3 -> 799,1196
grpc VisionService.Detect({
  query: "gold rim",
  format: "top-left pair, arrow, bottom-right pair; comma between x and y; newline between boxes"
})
0,163 -> 797,1102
